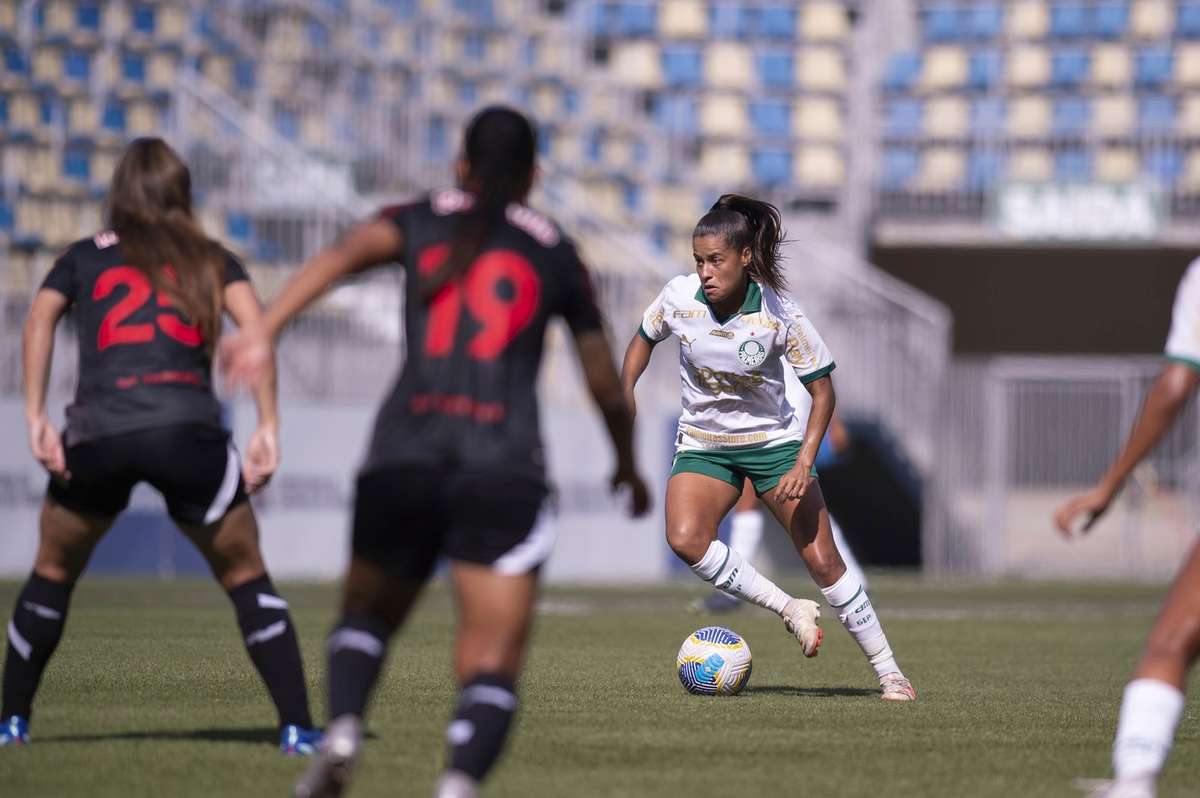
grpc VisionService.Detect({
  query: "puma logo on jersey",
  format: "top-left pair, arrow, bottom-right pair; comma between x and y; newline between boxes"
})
679,334 -> 696,351
709,329 -> 734,339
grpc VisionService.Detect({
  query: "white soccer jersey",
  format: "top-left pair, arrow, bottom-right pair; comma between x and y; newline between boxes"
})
1166,256 -> 1200,369
640,273 -> 835,451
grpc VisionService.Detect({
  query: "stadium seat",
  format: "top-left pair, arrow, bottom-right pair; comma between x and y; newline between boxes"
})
660,0 -> 706,37
66,96 -> 97,138
127,98 -> 160,136
662,44 -> 702,86
1010,147 -> 1054,180
703,42 -> 753,89
915,147 -> 965,191
118,49 -> 147,85
1009,95 -> 1052,137
708,3 -> 752,38
593,2 -> 656,37
3,46 -> 29,86
751,148 -> 791,186
967,49 -> 1003,89
655,94 -> 697,133
881,147 -> 919,190
698,141 -> 749,183
884,98 -> 923,137
1007,45 -> 1051,88
100,97 -> 126,136
1180,3 -> 1200,36
1138,94 -> 1176,131
1092,2 -> 1130,38
794,97 -> 842,140
1090,43 -> 1133,85
1143,147 -> 1184,184
1182,151 -> 1200,190
0,1 -> 15,32
1050,2 -> 1089,38
61,145 -> 91,188
1008,0 -> 1051,39
922,5 -> 961,42
1052,95 -> 1090,135
920,46 -> 968,91
799,2 -> 848,42
970,97 -> 1006,135
756,4 -> 798,39
1176,43 -> 1200,85
699,94 -> 747,136
795,144 -> 843,188
131,3 -> 157,36
1092,93 -> 1136,135
924,96 -> 969,138
5,91 -> 37,134
1135,45 -> 1173,87
1050,47 -> 1090,86
31,45 -> 64,85
1178,96 -> 1200,134
749,99 -> 789,136
966,148 -> 1005,190
796,48 -> 845,91
1096,146 -> 1138,181
147,49 -> 179,90
1130,0 -> 1174,38
966,4 -> 1004,39
612,41 -> 662,87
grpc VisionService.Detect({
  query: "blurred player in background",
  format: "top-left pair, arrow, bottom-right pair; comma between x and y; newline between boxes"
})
622,194 -> 914,701
221,106 -> 649,798
1055,258 -> 1200,798
0,138 -> 320,754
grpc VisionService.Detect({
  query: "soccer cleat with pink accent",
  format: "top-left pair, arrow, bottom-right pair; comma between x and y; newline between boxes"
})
781,598 -> 822,657
879,673 -> 917,701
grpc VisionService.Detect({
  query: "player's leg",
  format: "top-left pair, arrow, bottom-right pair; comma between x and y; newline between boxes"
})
1,498 -> 113,745
695,479 -> 759,613
760,480 -> 915,700
668,467 -> 822,656
1105,540 -> 1200,794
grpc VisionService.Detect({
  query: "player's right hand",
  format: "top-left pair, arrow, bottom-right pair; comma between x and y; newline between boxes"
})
243,422 -> 280,495
27,414 -> 68,480
611,466 -> 651,518
219,325 -> 273,391
1053,485 -> 1115,538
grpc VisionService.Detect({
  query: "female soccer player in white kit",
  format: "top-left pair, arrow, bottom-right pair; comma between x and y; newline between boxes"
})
1055,257 -> 1200,798
621,194 -> 915,701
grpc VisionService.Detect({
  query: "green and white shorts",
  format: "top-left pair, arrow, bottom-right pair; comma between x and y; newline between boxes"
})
670,441 -> 815,496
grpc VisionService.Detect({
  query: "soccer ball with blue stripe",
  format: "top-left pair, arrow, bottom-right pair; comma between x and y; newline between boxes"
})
676,626 -> 752,696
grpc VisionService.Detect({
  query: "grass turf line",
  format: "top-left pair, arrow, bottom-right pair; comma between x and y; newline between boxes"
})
0,576 -> 1196,797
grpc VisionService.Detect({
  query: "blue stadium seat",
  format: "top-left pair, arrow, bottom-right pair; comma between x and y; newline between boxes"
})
884,99 -> 922,137
4,48 -> 29,78
755,5 -> 797,39
1135,46 -> 1173,87
63,147 -> 91,183
77,2 -> 102,33
1144,148 -> 1184,183
64,48 -> 91,82
967,49 -> 1003,90
102,98 -> 126,134
881,147 -> 919,190
966,149 -> 1004,190
922,5 -> 961,42
132,4 -> 156,35
752,149 -> 792,186
226,211 -> 253,244
1052,96 -> 1090,134
427,116 -> 448,160
458,79 -> 476,105
970,97 -> 1006,135
309,21 -> 331,49
1050,48 -> 1090,87
235,59 -> 255,93
274,106 -> 299,140
0,94 -> 7,128
662,44 -> 702,86
563,88 -> 579,113
621,178 -> 640,211
121,51 -> 146,84
710,4 -> 753,38
586,129 -> 603,162
453,0 -> 495,23
1049,3 -> 1088,38
594,2 -> 656,37
749,100 -> 790,136
966,4 -> 1003,39
1181,4 -> 1200,36
883,52 -> 920,92
463,31 -> 486,60
1138,94 -> 1176,131
1092,2 -> 1129,38
656,95 -> 698,133
1055,149 -> 1091,180
0,198 -> 13,234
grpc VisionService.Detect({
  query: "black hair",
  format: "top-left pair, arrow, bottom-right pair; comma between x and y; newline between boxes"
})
692,194 -> 787,294
423,105 -> 537,300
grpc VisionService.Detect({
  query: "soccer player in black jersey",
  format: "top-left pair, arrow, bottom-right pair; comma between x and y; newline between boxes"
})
0,138 -> 321,755
221,107 -> 649,798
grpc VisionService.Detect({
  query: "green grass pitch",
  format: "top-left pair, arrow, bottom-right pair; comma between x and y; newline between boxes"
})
0,576 -> 1197,797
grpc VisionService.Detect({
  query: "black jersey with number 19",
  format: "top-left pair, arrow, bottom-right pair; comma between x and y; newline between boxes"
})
367,190 -> 603,486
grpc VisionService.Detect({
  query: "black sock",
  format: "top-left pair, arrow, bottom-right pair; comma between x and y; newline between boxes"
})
2,573 -> 74,720
227,574 -> 313,729
326,612 -> 393,720
446,673 -> 517,783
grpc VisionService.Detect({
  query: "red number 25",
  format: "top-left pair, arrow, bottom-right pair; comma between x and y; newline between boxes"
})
94,266 -> 203,351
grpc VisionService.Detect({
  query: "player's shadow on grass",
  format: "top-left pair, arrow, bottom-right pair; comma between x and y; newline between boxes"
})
743,685 -> 877,698
39,728 -> 380,745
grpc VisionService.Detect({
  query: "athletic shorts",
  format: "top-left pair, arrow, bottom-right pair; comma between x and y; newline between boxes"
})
47,424 -> 248,526
670,441 -> 816,496
352,465 -> 552,580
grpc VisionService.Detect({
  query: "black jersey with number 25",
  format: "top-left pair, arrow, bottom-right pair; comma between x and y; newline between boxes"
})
367,189 -> 603,484
41,231 -> 248,445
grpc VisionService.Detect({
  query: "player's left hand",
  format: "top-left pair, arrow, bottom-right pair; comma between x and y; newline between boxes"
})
1053,485 -> 1115,538
243,423 -> 279,495
776,462 -> 814,502
219,325 -> 273,391
27,414 -> 69,480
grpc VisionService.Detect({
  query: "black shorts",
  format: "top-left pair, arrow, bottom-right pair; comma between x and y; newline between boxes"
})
47,424 -> 249,526
352,465 -> 551,580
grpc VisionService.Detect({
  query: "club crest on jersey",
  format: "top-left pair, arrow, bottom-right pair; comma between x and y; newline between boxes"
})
738,339 -> 768,367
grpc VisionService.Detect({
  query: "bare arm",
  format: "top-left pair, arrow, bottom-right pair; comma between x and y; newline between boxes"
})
620,332 -> 656,420
23,289 -> 70,476
776,375 -> 836,501
1055,362 -> 1200,536
576,329 -> 649,516
223,281 -> 280,494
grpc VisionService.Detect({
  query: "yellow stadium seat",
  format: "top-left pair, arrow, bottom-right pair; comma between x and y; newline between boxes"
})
1130,0 -> 1174,39
203,54 -> 235,92
605,137 -> 635,171
301,114 -> 332,151
699,94 -> 748,137
0,1 -> 17,32
1008,95 -> 1051,137
920,46 -> 968,91
32,45 -> 64,84
147,49 -> 178,89
532,84 -> 559,119
1007,45 -> 1050,88
1009,148 -> 1053,181
924,96 -> 969,138
26,146 -> 61,193
1178,97 -> 1200,135
43,0 -> 73,36
534,39 -> 571,73
915,147 -> 965,192
651,186 -> 703,229
611,41 -> 662,88
793,97 -> 843,139
704,43 -> 753,89
127,100 -> 159,136
1092,94 -> 1135,135
796,48 -> 846,91
104,2 -> 130,37
1182,152 -> 1200,190
385,26 -> 412,56
67,97 -> 98,135
660,0 -> 707,38
794,145 -> 844,188
1091,44 -> 1132,86
1096,147 -> 1139,182
1007,0 -> 1050,39
9,93 -> 39,132
699,142 -> 750,184
1175,44 -> 1200,87
158,4 -> 187,41
583,178 -> 623,219
800,2 -> 849,42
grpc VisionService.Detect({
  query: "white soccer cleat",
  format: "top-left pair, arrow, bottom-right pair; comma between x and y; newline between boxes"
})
293,715 -> 362,798
879,673 -> 917,702
433,770 -> 480,798
781,598 -> 822,657
1073,776 -> 1156,798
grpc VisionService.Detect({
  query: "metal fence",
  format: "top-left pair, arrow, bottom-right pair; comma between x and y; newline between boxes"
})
926,356 -> 1200,578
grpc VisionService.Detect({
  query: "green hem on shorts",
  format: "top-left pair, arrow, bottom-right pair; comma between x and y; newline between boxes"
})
670,441 -> 816,496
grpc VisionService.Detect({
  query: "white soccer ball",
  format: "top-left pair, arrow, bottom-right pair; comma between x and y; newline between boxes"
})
676,626 -> 753,696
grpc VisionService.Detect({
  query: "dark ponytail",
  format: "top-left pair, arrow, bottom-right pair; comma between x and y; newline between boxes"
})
693,194 -> 787,294
423,106 -> 537,301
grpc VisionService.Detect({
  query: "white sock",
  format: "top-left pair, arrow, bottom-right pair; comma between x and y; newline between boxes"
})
1112,678 -> 1185,780
820,569 -> 900,679
727,510 -> 763,562
690,540 -> 791,615
829,517 -> 867,589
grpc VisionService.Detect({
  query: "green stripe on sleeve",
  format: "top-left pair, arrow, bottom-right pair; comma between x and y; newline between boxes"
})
1167,355 -> 1200,373
637,325 -> 659,345
799,362 -> 836,385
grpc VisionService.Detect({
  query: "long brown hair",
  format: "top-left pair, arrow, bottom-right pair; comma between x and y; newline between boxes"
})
107,137 -> 225,350
693,194 -> 788,293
